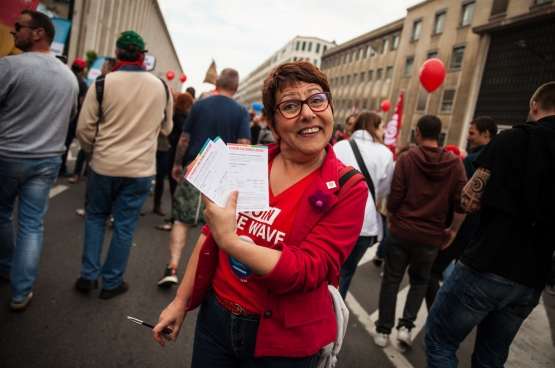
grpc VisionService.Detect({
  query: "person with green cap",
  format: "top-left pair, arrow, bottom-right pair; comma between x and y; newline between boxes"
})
74,30 -> 173,300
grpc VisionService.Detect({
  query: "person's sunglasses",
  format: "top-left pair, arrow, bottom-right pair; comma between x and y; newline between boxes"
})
14,23 -> 39,32
275,92 -> 332,120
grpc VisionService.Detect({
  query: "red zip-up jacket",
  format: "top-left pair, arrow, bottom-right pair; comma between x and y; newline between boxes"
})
185,143 -> 368,357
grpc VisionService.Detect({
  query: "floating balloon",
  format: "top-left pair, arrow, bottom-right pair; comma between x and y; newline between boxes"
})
166,70 -> 175,81
179,73 -> 187,83
252,103 -> 263,111
419,58 -> 446,93
381,100 -> 391,112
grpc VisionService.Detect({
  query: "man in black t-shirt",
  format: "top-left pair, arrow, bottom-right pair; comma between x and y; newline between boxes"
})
425,82 -> 555,367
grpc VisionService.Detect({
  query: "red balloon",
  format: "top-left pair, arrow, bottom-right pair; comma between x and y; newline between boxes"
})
381,100 -> 391,112
179,73 -> 187,83
166,70 -> 175,81
419,58 -> 446,93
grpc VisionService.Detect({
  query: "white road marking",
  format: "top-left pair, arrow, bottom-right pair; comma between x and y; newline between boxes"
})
49,185 -> 69,198
347,245 -> 554,367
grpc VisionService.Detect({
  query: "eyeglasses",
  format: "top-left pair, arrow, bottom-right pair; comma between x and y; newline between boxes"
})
14,23 -> 39,32
275,92 -> 331,119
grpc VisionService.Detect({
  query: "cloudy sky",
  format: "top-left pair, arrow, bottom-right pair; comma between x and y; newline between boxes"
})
158,0 -> 422,94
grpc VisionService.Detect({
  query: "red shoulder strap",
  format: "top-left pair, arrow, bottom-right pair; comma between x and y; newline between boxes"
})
336,166 -> 365,198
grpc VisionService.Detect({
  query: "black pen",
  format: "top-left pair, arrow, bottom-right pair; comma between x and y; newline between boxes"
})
127,316 -> 172,335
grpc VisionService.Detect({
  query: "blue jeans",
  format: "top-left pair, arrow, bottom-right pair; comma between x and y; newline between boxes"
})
425,261 -> 542,368
339,236 -> 375,299
0,155 -> 61,302
80,170 -> 151,290
192,288 -> 318,368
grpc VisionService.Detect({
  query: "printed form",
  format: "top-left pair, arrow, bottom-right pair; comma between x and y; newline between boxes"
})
185,138 -> 269,212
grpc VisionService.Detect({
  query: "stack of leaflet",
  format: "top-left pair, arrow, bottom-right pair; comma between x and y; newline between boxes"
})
184,137 -> 269,212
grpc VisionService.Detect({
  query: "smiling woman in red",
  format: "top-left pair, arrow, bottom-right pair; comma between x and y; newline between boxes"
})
153,61 -> 368,367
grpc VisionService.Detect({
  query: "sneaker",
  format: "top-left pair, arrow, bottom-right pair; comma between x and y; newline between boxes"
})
75,277 -> 98,291
397,326 -> 412,347
372,256 -> 384,267
68,174 -> 80,183
10,292 -> 33,311
157,266 -> 178,286
545,285 -> 555,296
372,326 -> 389,347
75,208 -> 86,217
99,281 -> 129,300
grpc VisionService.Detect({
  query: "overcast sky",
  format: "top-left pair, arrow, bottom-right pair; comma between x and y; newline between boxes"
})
158,0 -> 422,95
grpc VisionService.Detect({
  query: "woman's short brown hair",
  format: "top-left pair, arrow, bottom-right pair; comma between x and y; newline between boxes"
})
353,111 -> 383,144
174,92 -> 194,114
262,61 -> 332,130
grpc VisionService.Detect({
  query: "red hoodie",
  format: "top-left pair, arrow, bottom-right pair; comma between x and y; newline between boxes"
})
387,146 -> 467,246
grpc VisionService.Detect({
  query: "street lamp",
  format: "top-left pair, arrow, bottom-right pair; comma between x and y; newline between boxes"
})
515,39 -> 552,88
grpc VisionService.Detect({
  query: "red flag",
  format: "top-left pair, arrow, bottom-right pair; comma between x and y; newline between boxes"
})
383,91 -> 404,159
351,101 -> 358,115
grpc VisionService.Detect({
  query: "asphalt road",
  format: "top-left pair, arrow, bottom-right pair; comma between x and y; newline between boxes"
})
2,148 -> 555,367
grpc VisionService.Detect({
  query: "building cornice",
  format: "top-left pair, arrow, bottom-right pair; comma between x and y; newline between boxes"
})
473,4 -> 555,35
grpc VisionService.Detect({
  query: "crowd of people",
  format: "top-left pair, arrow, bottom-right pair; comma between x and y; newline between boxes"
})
1,10 -> 555,368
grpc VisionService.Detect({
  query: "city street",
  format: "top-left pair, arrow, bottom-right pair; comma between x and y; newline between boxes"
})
2,146 -> 555,367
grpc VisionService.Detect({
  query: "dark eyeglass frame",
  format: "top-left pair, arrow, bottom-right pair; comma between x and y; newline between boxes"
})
14,23 -> 40,32
275,92 -> 332,120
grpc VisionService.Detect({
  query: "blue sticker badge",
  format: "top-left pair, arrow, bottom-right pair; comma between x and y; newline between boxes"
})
229,255 -> 253,278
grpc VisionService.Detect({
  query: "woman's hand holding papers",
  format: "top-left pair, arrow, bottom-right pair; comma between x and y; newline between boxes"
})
202,191 -> 240,253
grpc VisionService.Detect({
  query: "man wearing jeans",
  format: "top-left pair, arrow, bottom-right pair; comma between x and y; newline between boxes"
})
373,115 -> 467,347
425,82 -> 555,367
75,30 -> 172,299
0,10 -> 78,311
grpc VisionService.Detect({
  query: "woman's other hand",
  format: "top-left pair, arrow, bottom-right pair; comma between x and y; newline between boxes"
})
202,191 -> 239,252
153,297 -> 187,347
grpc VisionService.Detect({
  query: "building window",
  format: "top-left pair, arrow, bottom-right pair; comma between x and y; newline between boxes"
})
296,41 -> 300,50
405,56 -> 414,76
368,70 -> 374,83
369,99 -> 376,111
366,45 -> 372,58
460,2 -> 475,26
352,50 -> 356,62
382,39 -> 389,54
490,0 -> 508,16
360,71 -> 365,84
293,57 -> 297,61
358,48 -> 364,60
346,75 -> 351,85
308,42 -> 313,51
362,100 -> 368,110
344,53 -> 349,64
450,45 -> 465,69
385,66 -> 393,81
302,41 -> 306,51
412,19 -> 422,41
323,46 -> 327,52
416,89 -> 428,112
440,88 -> 456,113
434,11 -> 446,34
340,76 -> 344,86
376,68 -> 383,82
427,50 -> 438,59
391,34 -> 400,50
316,43 -> 321,53
314,59 -> 318,66
353,73 -> 358,85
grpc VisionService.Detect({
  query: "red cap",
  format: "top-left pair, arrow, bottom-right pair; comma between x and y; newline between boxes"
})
445,145 -> 461,157
73,58 -> 86,69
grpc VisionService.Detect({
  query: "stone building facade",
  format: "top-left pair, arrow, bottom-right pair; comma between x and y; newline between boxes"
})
235,36 -> 336,110
41,0 -> 183,90
321,0 -> 555,149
